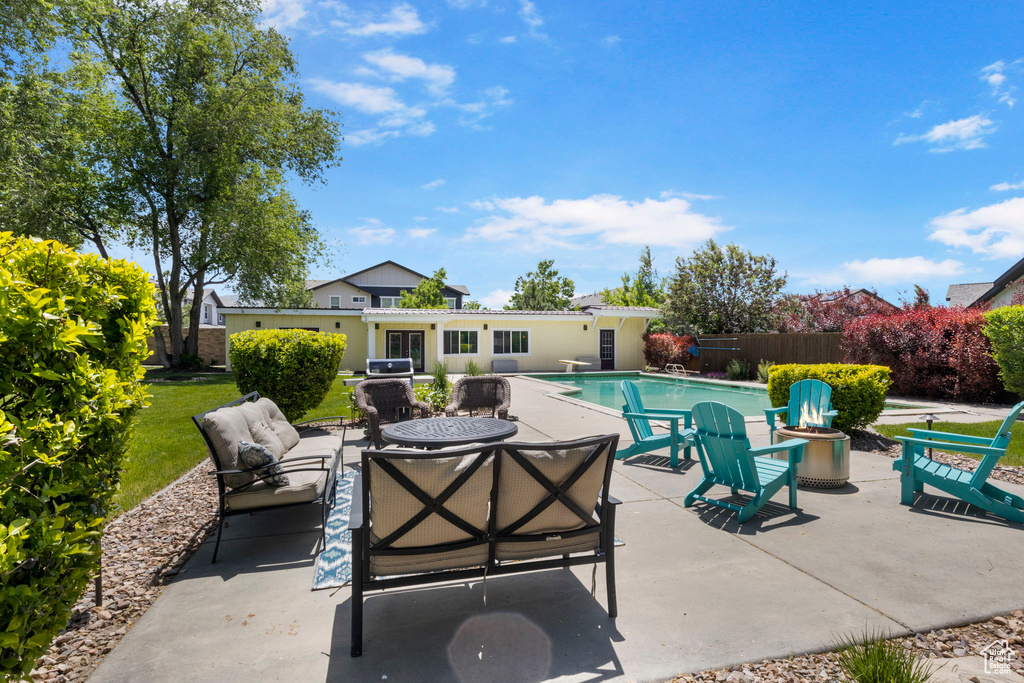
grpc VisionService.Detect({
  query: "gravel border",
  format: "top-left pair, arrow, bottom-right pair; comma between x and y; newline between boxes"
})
30,461 -> 219,682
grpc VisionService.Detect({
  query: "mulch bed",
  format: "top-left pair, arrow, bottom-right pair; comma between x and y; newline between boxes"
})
30,462 -> 220,682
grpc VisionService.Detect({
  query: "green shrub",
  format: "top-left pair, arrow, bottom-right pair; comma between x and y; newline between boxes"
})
756,359 -> 775,384
0,233 -> 156,679
177,353 -> 206,371
767,363 -> 891,431
464,359 -> 484,377
983,305 -> 1024,398
726,358 -> 751,381
230,329 -> 347,421
415,360 -> 452,412
833,629 -> 933,683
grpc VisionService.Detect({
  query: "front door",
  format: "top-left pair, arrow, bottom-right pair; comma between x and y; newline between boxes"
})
386,331 -> 425,372
599,329 -> 615,370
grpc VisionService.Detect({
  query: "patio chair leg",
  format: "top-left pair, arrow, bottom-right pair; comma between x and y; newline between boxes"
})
669,438 -> 678,468
683,479 -> 713,508
605,507 -> 617,618
788,476 -> 798,510
351,530 -> 364,657
900,470 -> 916,505
211,514 -> 224,564
738,493 -> 765,523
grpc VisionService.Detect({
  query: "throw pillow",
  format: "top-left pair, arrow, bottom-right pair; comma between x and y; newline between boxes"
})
237,440 -> 290,486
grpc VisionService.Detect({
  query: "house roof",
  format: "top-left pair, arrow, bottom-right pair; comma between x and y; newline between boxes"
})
571,292 -> 606,307
945,282 -> 994,308
304,261 -> 470,296
969,255 -> 1024,306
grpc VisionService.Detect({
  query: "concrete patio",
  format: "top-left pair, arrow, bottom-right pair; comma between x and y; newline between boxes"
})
90,377 -> 1024,683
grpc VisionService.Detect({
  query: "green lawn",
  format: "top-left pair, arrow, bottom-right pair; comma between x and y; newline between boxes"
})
116,371 -> 354,513
874,420 -> 1024,468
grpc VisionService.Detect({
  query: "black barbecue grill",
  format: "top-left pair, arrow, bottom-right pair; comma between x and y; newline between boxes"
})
366,358 -> 415,386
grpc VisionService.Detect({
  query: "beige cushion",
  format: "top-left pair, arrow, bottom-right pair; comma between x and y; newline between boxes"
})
235,402 -> 285,458
368,453 -> 492,576
202,408 -> 255,489
256,398 -> 300,451
495,444 -> 606,561
224,466 -> 328,512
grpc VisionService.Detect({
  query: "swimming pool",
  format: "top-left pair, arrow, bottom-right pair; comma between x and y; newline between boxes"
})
530,373 -> 917,417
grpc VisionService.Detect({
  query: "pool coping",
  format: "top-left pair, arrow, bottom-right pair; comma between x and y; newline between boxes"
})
515,371 -> 967,424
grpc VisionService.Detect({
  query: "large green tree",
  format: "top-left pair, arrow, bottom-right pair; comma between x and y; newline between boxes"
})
602,245 -> 664,308
1,0 -> 341,366
506,259 -> 575,311
399,268 -> 449,309
664,240 -> 787,334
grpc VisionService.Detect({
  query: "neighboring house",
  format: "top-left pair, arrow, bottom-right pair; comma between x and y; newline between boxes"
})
946,257 -> 1024,309
306,260 -> 470,310
219,262 -> 657,374
570,292 -> 606,308
802,288 -> 896,310
196,289 -> 226,326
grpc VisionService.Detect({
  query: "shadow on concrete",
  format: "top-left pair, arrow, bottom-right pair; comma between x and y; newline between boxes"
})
803,482 -> 860,495
621,454 -> 698,473
326,570 -> 624,682
906,492 -> 1024,529
687,494 -> 821,535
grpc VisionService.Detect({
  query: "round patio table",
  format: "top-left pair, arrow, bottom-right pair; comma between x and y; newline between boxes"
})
381,417 -> 518,449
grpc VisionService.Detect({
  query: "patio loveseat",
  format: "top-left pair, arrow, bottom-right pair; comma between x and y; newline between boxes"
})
192,392 -> 343,562
348,433 -> 620,656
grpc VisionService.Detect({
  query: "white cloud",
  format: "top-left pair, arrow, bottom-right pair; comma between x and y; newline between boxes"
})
518,0 -> 546,39
409,227 -> 438,238
436,206 -> 461,213
346,128 -> 401,145
601,35 -> 621,47
499,35 -> 517,44
413,216 -> 429,221
480,289 -> 513,309
800,257 -> 966,287
310,78 -> 435,144
421,179 -> 446,190
980,60 -> 1019,107
991,180 -> 1024,191
466,194 -> 728,250
894,114 -> 996,152
660,190 -> 721,201
344,3 -> 427,36
350,220 -> 396,245
362,50 -> 456,97
442,86 -> 513,127
261,0 -> 307,30
928,196 -> 1024,257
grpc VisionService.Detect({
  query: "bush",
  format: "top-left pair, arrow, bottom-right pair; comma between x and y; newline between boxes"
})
0,233 -> 156,679
464,359 -> 483,377
177,353 -> 206,371
726,358 -> 751,381
983,305 -> 1024,398
642,332 -> 696,369
767,363 -> 891,431
415,360 -> 452,412
843,306 -> 1002,402
756,359 -> 775,383
230,329 -> 347,421
833,629 -> 934,683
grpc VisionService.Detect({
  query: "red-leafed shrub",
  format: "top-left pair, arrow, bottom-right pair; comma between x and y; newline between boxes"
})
842,306 -> 1002,401
642,332 -> 696,368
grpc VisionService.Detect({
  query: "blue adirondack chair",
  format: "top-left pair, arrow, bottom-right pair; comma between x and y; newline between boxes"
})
894,401 -> 1024,523
764,379 -> 839,438
617,380 -> 694,467
685,401 -> 809,522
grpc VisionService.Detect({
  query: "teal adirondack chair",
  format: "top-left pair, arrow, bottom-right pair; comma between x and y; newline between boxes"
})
894,401 -> 1024,523
685,401 -> 809,523
617,380 -> 694,467
764,379 -> 839,438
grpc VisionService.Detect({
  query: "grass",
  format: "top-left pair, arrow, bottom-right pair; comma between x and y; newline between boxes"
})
115,370 -> 354,514
874,419 -> 1024,468
833,629 -> 934,683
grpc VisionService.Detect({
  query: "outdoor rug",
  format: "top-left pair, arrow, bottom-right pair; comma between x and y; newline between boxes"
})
312,469 -> 624,591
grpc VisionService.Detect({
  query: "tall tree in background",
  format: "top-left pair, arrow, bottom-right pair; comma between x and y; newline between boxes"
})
1,0 -> 341,366
664,240 -> 787,334
399,268 -> 449,309
506,259 -> 575,311
602,245 -> 665,308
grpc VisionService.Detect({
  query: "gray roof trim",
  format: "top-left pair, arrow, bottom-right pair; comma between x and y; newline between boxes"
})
970,255 -> 1024,306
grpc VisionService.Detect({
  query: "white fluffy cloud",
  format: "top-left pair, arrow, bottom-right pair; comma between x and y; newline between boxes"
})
350,220 -> 396,245
894,114 -> 995,152
466,194 -> 728,250
408,227 -> 438,238
480,289 -> 513,309
261,0 -> 307,29
518,0 -> 546,39
421,179 -> 446,190
363,50 -> 456,97
309,78 -> 434,145
801,257 -> 966,287
928,196 -> 1024,257
991,180 -> 1024,191
343,3 -> 427,36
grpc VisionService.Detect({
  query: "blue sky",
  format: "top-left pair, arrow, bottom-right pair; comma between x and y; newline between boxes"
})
220,1 -> 1024,306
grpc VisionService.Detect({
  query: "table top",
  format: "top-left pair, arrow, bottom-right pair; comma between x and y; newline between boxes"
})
380,417 -> 518,448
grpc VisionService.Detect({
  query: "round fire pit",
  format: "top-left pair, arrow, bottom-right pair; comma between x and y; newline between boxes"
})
771,425 -> 851,488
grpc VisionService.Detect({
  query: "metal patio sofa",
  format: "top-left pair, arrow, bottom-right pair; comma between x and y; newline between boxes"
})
192,392 -> 343,562
348,433 -> 621,656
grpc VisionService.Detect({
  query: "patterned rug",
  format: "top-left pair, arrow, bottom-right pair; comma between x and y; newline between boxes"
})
312,469 -> 624,591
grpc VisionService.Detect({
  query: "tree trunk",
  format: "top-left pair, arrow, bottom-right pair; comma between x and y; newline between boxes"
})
185,276 -> 205,358
152,327 -> 171,368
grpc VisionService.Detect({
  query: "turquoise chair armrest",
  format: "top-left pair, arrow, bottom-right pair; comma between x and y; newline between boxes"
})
764,407 -> 787,417
640,408 -> 692,417
823,410 -> 838,419
749,438 -> 809,459
895,435 -> 1006,458
904,428 -> 993,446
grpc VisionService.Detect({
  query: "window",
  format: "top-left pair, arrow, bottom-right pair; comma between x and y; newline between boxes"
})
379,296 -> 399,308
203,303 -> 212,323
352,296 -> 366,304
443,330 -> 479,355
445,297 -> 457,309
493,329 -> 529,355
329,296 -> 340,309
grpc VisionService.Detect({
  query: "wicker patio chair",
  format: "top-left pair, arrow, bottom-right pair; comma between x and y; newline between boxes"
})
355,378 -> 430,449
444,375 -> 511,420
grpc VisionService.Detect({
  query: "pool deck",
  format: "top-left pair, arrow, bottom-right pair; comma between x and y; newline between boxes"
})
89,377 -> 1024,683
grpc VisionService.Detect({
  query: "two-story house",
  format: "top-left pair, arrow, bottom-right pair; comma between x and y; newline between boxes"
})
306,261 -> 469,310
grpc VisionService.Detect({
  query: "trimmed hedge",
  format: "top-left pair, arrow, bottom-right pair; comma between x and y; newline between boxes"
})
766,363 -> 892,431
230,329 -> 347,422
983,305 -> 1024,398
0,233 -> 156,679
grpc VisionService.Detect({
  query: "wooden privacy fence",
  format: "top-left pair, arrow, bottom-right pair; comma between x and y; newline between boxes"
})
685,333 -> 844,374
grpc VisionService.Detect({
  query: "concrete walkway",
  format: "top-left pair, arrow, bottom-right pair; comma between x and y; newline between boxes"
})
90,378 -> 1024,683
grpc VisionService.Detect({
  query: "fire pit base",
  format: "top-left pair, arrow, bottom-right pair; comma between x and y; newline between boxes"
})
771,425 -> 851,488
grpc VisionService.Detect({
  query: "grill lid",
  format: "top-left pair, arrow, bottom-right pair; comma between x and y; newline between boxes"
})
366,358 -> 414,375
